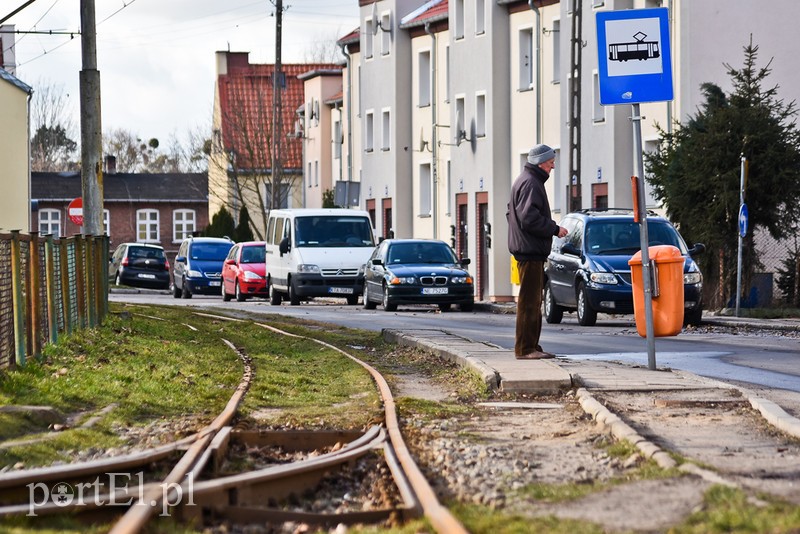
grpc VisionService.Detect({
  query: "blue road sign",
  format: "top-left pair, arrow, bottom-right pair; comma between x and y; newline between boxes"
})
596,8 -> 673,105
739,203 -> 748,238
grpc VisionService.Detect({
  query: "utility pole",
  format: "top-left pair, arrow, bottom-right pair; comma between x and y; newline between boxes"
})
79,0 -> 103,236
568,0 -> 582,211
271,0 -> 283,211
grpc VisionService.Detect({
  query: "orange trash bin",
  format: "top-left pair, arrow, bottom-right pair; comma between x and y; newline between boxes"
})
628,245 -> 685,337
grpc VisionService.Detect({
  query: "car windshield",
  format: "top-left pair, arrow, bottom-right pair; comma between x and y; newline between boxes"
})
129,246 -> 165,260
190,243 -> 232,261
585,221 -> 688,255
387,242 -> 458,264
240,246 -> 265,263
294,216 -> 375,247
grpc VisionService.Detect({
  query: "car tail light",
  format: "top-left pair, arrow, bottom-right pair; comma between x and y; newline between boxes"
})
121,257 -> 129,266
165,259 -> 170,271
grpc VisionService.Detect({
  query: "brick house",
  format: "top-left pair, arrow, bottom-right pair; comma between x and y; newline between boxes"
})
32,157 -> 209,260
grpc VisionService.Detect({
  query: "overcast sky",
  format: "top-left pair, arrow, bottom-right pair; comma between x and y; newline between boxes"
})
5,0 -> 359,146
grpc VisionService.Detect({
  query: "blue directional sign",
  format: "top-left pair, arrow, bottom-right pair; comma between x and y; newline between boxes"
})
596,8 -> 673,105
739,203 -> 748,238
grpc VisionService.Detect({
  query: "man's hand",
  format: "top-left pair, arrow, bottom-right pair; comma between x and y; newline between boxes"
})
556,226 -> 568,238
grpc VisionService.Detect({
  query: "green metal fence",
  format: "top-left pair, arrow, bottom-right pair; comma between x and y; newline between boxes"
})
0,232 -> 109,369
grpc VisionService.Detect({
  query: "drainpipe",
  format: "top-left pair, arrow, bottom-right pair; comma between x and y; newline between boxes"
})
425,21 -> 438,239
340,43 -> 355,207
529,0 -> 542,143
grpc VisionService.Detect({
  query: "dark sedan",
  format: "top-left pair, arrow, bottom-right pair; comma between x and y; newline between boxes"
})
108,242 -> 170,290
362,239 -> 474,312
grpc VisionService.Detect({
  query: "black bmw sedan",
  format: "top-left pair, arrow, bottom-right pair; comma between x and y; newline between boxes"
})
362,239 -> 474,312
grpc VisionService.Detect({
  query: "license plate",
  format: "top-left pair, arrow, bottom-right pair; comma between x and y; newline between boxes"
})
422,287 -> 448,295
329,287 -> 354,294
138,273 -> 156,279
209,281 -> 221,287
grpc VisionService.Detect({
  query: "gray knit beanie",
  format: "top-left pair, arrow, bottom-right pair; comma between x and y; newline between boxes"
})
527,144 -> 555,165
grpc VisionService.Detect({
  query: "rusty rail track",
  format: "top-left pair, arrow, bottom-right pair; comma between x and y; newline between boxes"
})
0,309 -> 467,533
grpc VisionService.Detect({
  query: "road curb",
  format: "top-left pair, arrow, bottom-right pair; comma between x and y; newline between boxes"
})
747,397 -> 800,439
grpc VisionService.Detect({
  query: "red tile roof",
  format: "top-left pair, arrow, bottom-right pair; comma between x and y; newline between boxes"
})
217,57 -> 338,171
401,0 -> 449,27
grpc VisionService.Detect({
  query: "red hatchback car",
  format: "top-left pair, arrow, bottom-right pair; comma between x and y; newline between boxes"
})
221,241 -> 268,301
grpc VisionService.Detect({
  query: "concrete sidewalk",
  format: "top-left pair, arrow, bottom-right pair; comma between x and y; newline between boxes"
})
382,326 -> 800,442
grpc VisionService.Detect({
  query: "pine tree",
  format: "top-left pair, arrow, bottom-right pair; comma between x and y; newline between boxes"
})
646,37 -> 800,307
205,207 -> 236,239
234,205 -> 255,242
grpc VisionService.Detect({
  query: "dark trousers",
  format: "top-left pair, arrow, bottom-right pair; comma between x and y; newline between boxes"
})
515,260 -> 544,357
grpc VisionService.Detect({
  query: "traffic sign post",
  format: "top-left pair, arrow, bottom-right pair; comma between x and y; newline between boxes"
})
736,157 -> 748,316
68,198 -> 84,227
597,7 -> 673,370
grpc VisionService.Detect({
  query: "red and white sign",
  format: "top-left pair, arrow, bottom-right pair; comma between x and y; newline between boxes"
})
68,198 -> 83,226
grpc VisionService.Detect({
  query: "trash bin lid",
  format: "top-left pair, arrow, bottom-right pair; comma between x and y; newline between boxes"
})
628,245 -> 683,266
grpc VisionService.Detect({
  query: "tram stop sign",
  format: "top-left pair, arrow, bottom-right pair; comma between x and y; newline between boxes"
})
596,7 -> 673,105
68,197 -> 83,226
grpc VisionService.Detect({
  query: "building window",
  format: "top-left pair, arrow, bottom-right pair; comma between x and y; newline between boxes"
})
446,160 -> 452,215
308,162 -> 312,188
381,12 -> 391,56
476,93 -> 486,137
475,0 -> 485,35
39,209 -> 61,236
103,209 -> 110,237
173,209 -> 196,242
419,163 -> 431,216
455,97 -> 466,143
365,19 -> 374,58
365,111 -> 374,152
454,0 -> 465,39
552,19 -> 561,83
137,209 -> 159,242
445,46 -> 451,102
314,160 -> 319,187
381,109 -> 391,151
592,71 -> 605,122
265,183 -> 290,210
418,50 -> 431,107
519,27 -> 534,90
334,119 -> 342,159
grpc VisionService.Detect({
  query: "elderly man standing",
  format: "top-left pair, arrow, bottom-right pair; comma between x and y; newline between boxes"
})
507,144 -> 568,359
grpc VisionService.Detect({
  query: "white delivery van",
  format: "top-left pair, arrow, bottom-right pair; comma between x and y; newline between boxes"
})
264,209 -> 376,305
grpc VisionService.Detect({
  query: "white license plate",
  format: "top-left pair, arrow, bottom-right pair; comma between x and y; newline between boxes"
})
329,287 -> 354,294
422,287 -> 448,295
208,281 -> 221,287
138,273 -> 156,279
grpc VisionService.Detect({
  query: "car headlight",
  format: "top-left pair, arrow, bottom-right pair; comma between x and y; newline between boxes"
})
243,271 -> 263,281
589,272 -> 618,285
389,276 -> 416,285
451,275 -> 473,284
297,264 -> 320,274
188,270 -> 203,278
684,272 -> 702,284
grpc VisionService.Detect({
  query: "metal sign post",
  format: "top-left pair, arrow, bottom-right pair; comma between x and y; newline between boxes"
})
597,7 -> 673,370
736,156 -> 748,317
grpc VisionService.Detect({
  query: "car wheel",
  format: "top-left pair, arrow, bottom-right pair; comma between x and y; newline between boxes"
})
576,282 -> 597,326
181,278 -> 192,299
172,280 -> 182,299
382,284 -> 397,312
346,295 -> 358,306
684,306 -> 702,326
222,281 -> 231,302
438,303 -> 451,312
235,280 -> 247,302
544,283 -> 564,324
288,278 -> 300,306
460,300 -> 474,312
363,285 -> 377,310
269,281 -> 282,305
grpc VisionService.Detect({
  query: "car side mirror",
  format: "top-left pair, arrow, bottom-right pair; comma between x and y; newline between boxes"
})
689,243 -> 706,256
371,258 -> 383,266
460,258 -> 471,267
279,237 -> 290,255
225,258 -> 235,265
175,256 -> 186,263
561,243 -> 581,257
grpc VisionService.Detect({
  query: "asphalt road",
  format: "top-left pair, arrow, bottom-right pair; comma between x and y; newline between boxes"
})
109,292 -> 800,393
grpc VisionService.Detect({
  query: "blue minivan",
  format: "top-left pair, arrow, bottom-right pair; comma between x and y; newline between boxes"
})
172,236 -> 234,298
544,209 -> 705,326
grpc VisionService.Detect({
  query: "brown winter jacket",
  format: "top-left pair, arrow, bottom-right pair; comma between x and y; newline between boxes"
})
507,163 -> 559,262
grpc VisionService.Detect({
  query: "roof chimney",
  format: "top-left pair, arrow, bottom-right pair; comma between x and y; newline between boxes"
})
104,155 -> 117,175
